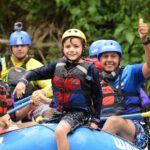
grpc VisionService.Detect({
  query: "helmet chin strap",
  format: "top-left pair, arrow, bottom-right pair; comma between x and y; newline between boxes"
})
102,64 -> 123,82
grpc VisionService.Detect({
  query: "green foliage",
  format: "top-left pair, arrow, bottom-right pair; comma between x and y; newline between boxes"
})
54,0 -> 150,66
0,0 -> 150,93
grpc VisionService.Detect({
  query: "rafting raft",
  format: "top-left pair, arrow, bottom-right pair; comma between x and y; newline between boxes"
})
0,123 -> 139,150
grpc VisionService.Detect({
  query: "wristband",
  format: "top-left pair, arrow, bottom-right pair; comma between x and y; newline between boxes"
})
19,78 -> 28,85
142,37 -> 150,45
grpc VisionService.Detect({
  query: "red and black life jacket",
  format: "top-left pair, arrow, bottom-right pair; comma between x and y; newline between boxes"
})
52,58 -> 93,110
0,80 -> 13,117
83,59 -> 143,117
101,80 -> 115,106
99,67 -> 142,117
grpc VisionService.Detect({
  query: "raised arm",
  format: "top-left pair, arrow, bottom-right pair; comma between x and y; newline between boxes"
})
138,18 -> 150,78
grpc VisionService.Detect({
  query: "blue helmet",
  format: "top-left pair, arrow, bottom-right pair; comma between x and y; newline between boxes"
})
9,31 -> 32,46
89,40 -> 106,57
0,56 -> 2,72
98,40 -> 122,59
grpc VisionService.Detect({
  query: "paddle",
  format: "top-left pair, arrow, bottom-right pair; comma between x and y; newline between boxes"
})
0,99 -> 33,130
35,111 -> 150,123
7,100 -> 33,114
100,111 -> 150,121
14,96 -> 31,106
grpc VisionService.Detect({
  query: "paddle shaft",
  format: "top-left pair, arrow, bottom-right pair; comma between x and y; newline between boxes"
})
39,113 -> 145,123
14,96 -> 31,106
0,100 -> 32,129
101,111 -> 150,121
7,100 -> 32,115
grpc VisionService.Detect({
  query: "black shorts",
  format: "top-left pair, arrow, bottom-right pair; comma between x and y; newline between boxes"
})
48,109 -> 90,131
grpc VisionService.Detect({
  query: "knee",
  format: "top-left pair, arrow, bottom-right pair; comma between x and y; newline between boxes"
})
55,127 -> 66,138
106,116 -> 124,127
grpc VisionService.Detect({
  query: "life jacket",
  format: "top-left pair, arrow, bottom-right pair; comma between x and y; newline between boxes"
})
52,58 -> 93,110
99,67 -> 142,117
0,80 -> 13,117
4,55 -> 37,102
101,80 -> 116,105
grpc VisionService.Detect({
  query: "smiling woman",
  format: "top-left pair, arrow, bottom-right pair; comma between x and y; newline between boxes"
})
95,19 -> 150,150
100,52 -> 120,73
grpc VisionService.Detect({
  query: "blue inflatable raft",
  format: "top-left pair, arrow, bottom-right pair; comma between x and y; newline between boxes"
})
0,123 -> 140,150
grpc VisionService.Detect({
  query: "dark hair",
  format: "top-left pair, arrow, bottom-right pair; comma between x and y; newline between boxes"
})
62,36 -> 85,49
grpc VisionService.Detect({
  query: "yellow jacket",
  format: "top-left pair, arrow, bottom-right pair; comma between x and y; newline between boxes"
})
1,56 -> 53,97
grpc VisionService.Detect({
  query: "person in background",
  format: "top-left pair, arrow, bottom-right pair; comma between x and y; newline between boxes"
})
1,22 -> 53,122
84,40 -> 105,71
140,88 -> 150,108
89,40 -> 106,60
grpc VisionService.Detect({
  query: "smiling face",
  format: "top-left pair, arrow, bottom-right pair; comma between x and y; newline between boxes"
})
99,52 -> 120,73
63,37 -> 83,62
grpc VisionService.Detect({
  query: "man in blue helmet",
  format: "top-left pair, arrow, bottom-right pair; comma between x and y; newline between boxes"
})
97,19 -> 150,149
1,22 -> 53,122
